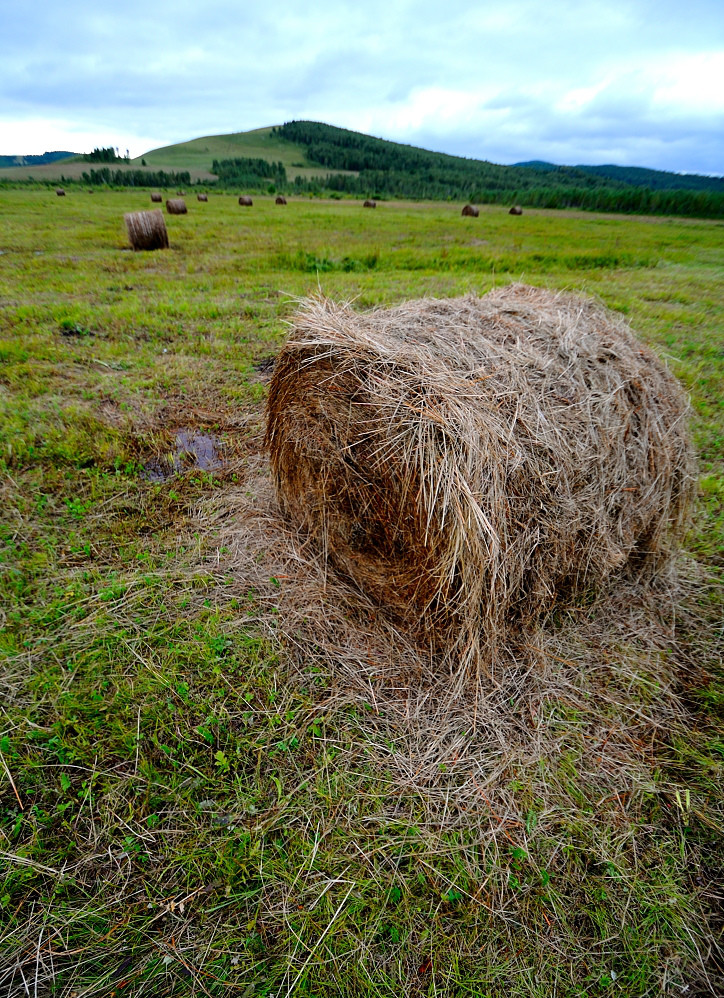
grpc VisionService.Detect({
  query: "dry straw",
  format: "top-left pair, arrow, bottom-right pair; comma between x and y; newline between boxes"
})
275,195 -> 287,205
461,204 -> 479,216
150,192 -> 162,203
239,195 -> 253,206
363,199 -> 377,208
55,188 -> 66,197
267,284 -> 695,685
166,198 -> 187,215
124,209 -> 169,251
197,193 -> 208,202
509,205 -> 523,215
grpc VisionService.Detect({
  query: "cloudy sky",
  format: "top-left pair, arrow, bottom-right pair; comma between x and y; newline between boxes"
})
1,0 -> 722,174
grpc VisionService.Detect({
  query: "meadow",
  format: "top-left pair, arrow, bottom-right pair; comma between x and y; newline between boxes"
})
0,188 -> 722,996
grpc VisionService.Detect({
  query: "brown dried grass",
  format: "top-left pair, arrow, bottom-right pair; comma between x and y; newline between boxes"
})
124,209 -> 169,251
165,198 -> 187,215
266,285 -> 695,687
461,204 -> 479,216
275,195 -> 287,205
55,188 -> 65,197
150,192 -> 162,203
197,193 -> 208,202
239,195 -> 253,206
363,199 -> 377,208
509,205 -> 523,215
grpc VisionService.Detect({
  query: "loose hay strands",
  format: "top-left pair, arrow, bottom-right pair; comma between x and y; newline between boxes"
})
165,198 -> 187,215
461,204 -> 479,216
124,210 -> 169,251
267,285 -> 695,685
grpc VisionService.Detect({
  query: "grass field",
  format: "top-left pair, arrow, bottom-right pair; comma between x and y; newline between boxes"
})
0,189 -> 722,996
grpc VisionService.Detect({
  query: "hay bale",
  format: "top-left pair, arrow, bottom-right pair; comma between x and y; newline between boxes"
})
238,195 -> 253,206
461,204 -> 479,217
275,195 -> 287,205
197,193 -> 208,202
56,188 -> 66,197
176,190 -> 186,195
267,285 -> 694,676
363,199 -> 376,208
166,198 -> 187,215
151,193 -> 162,203
509,205 -> 523,215
124,210 -> 169,251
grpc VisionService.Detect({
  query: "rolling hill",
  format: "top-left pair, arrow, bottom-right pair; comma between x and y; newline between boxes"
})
2,121 -> 722,217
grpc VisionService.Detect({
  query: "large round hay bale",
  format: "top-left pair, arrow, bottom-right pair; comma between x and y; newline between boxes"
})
461,204 -> 479,216
275,195 -> 287,205
509,205 -> 523,215
239,196 -> 253,206
267,285 -> 694,675
56,188 -> 66,197
124,210 -> 169,251
166,198 -> 187,215
151,192 -> 162,203
363,199 -> 376,208
197,193 -> 208,202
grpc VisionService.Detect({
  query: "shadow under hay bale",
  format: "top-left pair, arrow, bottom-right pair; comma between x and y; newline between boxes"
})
166,198 -> 187,215
509,205 -> 523,215
124,209 -> 169,251
197,193 -> 208,202
275,195 -> 287,205
150,192 -> 162,203
461,204 -> 479,216
267,284 -> 695,679
239,195 -> 253,206
56,188 -> 66,197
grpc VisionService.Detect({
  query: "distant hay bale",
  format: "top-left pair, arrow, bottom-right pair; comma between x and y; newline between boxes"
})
87,189 -> 94,194
176,190 -> 186,196
166,198 -> 187,215
363,199 -> 377,208
461,204 -> 479,217
509,205 -> 523,215
197,193 -> 208,202
275,195 -> 287,205
56,188 -> 66,197
239,196 -> 253,206
267,285 -> 695,677
150,193 -> 162,203
124,210 -> 169,251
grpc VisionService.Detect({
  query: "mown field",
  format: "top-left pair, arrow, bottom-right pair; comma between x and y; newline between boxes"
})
0,189 -> 722,997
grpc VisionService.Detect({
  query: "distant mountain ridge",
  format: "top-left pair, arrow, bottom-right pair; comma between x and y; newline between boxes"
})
514,160 -> 723,192
0,151 -> 78,168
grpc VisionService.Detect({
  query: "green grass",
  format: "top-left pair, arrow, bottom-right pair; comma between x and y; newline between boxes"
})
0,189 -> 722,996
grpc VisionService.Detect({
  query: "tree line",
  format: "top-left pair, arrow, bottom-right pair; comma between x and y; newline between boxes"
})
269,121 -> 724,218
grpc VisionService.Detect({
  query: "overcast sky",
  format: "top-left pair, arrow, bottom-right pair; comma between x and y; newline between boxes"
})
1,0 -> 722,174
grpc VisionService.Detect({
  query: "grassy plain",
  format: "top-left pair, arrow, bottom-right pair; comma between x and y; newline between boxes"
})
0,189 -> 722,996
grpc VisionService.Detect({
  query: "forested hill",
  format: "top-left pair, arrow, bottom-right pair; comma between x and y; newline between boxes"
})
0,151 -> 77,168
515,160 -> 724,192
269,121 -> 723,218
